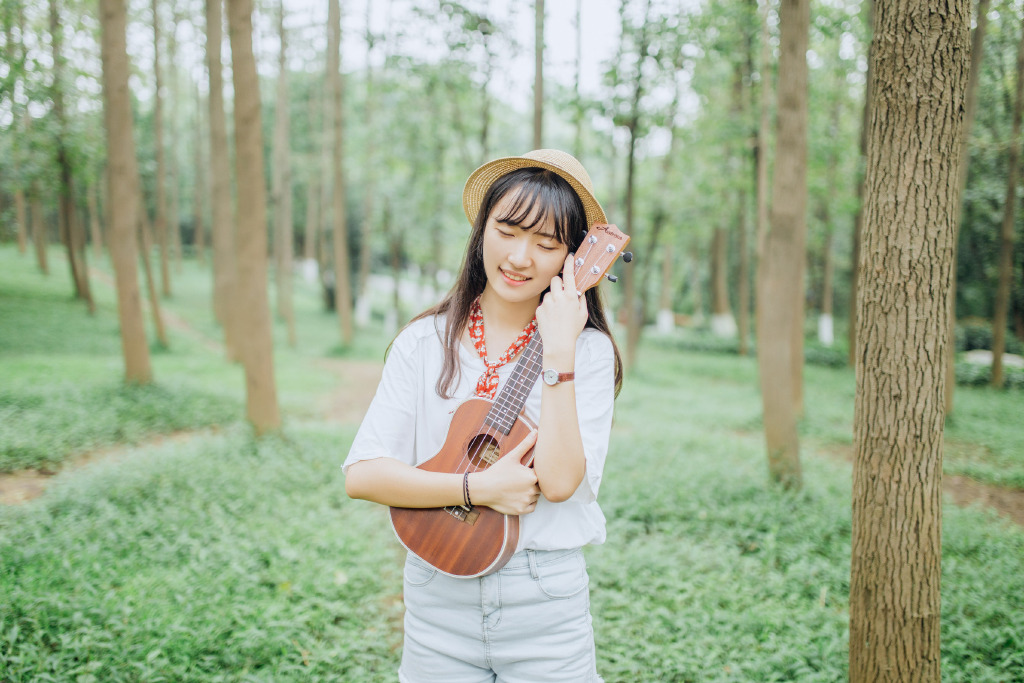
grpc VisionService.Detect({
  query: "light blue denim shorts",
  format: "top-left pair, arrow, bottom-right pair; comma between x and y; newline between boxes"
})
398,547 -> 602,683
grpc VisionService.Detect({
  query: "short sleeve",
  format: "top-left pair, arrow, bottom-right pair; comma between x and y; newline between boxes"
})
568,331 -> 616,503
342,328 -> 421,473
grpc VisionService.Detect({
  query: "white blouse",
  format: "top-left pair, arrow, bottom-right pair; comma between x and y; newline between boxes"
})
343,314 -> 617,551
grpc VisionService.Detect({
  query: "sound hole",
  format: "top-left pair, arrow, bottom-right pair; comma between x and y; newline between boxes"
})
467,434 -> 501,467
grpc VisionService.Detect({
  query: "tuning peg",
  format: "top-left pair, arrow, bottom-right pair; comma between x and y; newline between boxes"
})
622,251 -> 633,263
605,274 -> 618,283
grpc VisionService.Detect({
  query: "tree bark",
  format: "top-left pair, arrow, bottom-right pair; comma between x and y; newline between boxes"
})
206,0 -> 238,358
848,1 -> 969,679
100,0 -> 153,384
946,0 -> 991,411
756,0 -> 808,489
227,0 -> 281,433
533,0 -> 544,150
753,0 -> 772,347
992,14 -> 1024,389
328,0 -> 354,345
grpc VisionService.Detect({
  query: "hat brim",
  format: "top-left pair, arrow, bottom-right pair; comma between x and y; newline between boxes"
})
462,156 -> 607,230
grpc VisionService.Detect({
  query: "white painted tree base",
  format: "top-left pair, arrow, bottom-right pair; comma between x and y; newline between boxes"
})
818,314 -> 834,346
656,309 -> 675,335
710,313 -> 737,338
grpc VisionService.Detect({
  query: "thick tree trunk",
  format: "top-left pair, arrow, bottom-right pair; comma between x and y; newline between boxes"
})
328,0 -> 353,345
992,14 -> 1024,389
206,0 -> 238,358
946,0 -> 991,411
756,0 -> 808,489
848,2 -> 969,680
271,0 -> 297,348
533,0 -> 544,150
227,0 -> 281,433
100,0 -> 153,384
152,0 -> 171,297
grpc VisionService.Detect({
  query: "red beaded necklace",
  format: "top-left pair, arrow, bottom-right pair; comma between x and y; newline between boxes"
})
468,297 -> 537,399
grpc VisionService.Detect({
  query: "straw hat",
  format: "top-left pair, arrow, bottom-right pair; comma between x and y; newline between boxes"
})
462,149 -> 607,229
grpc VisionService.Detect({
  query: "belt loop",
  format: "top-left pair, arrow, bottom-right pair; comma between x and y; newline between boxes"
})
527,549 -> 539,579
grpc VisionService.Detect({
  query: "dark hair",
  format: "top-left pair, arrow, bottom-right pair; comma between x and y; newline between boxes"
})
405,167 -> 623,398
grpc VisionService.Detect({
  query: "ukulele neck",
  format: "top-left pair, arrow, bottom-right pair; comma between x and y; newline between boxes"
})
483,335 -> 544,435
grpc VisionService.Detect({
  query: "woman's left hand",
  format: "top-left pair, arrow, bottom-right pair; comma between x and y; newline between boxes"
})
535,253 -> 588,357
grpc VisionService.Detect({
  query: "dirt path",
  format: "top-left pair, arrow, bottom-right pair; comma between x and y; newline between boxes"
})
815,442 -> 1024,527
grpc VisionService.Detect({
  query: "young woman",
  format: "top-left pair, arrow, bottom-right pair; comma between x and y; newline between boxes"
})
344,149 -> 623,683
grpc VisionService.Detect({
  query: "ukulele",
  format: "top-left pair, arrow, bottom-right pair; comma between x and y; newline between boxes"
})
389,223 -> 632,578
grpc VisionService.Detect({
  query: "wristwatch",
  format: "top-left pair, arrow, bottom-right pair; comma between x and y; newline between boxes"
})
542,369 -> 575,386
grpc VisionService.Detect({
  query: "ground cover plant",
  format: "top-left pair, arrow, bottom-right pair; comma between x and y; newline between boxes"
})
1,244 -> 1022,681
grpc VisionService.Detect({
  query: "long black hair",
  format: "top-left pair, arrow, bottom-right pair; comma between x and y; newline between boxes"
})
407,167 -> 623,398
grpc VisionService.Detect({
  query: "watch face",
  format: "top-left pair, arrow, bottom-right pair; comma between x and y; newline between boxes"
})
543,369 -> 558,386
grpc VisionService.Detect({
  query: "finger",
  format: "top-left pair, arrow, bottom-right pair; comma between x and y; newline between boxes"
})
561,253 -> 577,292
503,430 -> 538,458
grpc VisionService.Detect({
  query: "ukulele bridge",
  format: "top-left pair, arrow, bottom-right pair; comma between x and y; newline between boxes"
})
446,505 -> 481,525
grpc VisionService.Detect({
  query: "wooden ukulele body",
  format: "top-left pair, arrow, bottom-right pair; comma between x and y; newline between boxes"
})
389,396 -> 537,578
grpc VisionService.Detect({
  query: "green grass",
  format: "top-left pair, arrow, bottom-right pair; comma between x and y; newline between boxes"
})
1,243 -> 1022,681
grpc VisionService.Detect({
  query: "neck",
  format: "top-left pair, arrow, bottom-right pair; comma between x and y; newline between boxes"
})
478,288 -> 538,332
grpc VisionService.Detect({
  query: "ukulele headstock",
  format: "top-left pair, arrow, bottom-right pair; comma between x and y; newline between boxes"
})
572,223 -> 632,295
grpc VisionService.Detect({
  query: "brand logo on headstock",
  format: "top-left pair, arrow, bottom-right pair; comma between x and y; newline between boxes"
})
594,224 -> 624,240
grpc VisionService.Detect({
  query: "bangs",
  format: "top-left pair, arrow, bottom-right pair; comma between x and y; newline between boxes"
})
490,170 -> 586,247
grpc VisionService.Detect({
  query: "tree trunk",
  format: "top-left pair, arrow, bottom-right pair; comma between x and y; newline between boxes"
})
100,0 -> 153,384
152,0 -> 171,297
848,2 -> 969,680
272,0 -> 297,348
756,0 -> 807,489
817,86 -> 842,348
850,0 -> 875,367
303,176 -> 318,263
572,0 -> 583,159
944,0 -> 992,412
31,189 -> 48,275
992,14 -> 1024,389
328,0 -> 353,345
193,83 -> 207,266
710,226 -> 733,337
167,9 -> 183,273
137,212 -> 168,347
206,0 -> 238,359
88,182 -> 103,261
622,0 -> 652,372
51,0 -> 94,313
753,0 -> 772,344
533,0 -> 544,150
356,3 -> 377,326
227,0 -> 281,433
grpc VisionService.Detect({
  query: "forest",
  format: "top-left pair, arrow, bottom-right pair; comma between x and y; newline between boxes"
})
1,0 -> 1023,680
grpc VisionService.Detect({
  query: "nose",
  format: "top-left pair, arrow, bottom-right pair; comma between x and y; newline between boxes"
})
507,235 -> 532,268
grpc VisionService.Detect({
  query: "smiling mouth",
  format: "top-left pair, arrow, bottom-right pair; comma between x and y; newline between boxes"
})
500,268 -> 530,282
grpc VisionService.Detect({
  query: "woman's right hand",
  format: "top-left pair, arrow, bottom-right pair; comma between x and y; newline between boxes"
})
470,430 -> 541,515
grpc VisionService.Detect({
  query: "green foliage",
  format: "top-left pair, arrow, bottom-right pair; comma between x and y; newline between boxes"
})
0,426 -> 404,682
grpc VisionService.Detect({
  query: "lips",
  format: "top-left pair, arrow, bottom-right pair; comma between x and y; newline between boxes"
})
500,267 -> 530,285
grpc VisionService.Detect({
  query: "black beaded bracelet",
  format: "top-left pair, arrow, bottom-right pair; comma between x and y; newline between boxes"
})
463,471 -> 473,508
